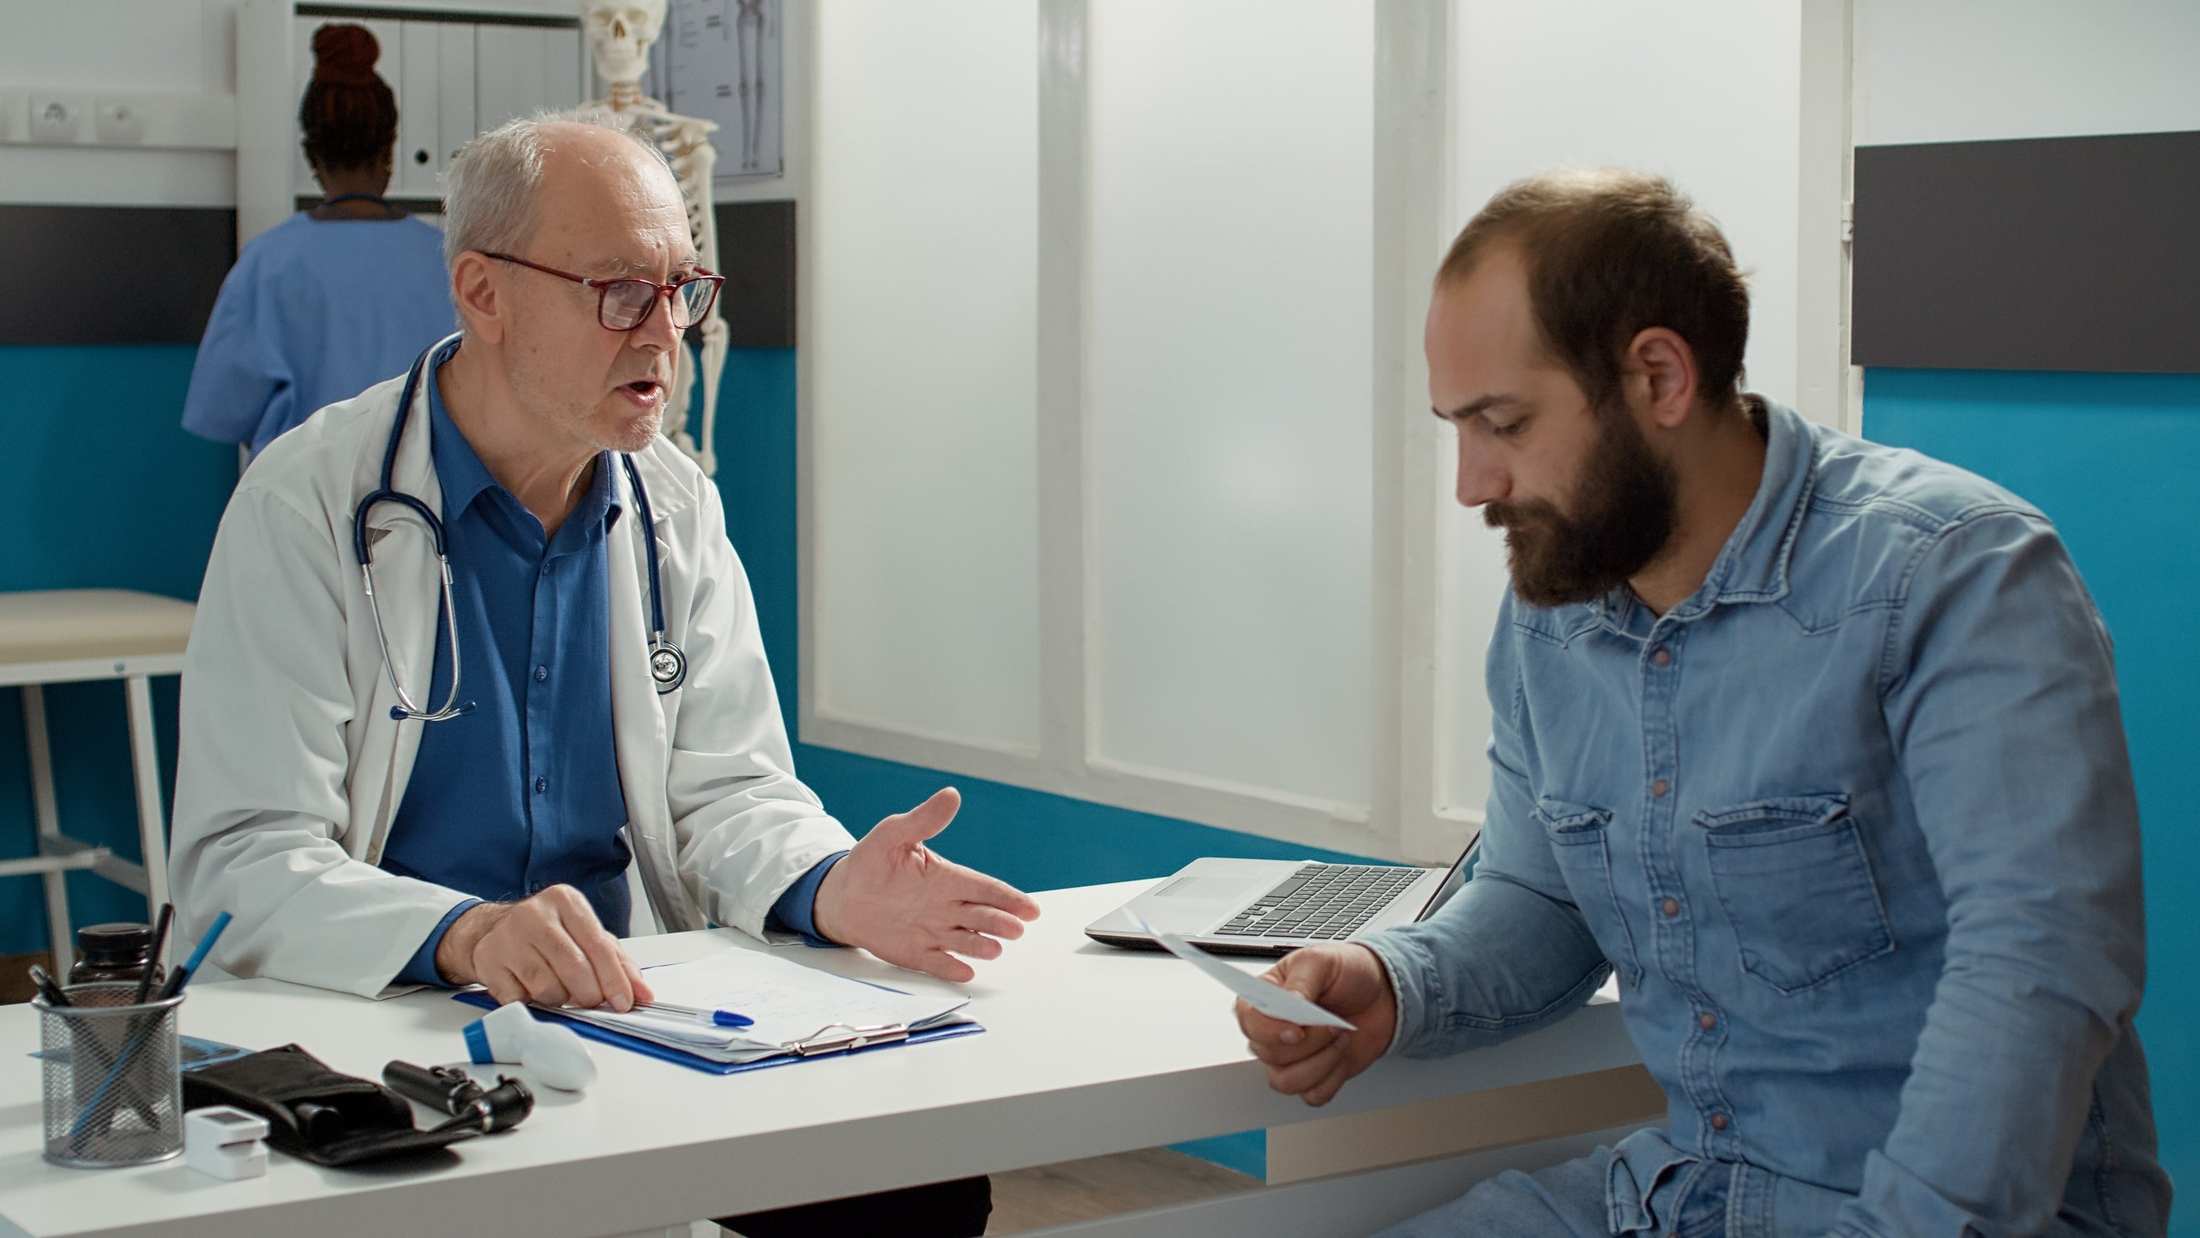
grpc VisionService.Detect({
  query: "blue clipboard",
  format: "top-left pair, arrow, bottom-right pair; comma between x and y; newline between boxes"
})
451,990 -> 984,1075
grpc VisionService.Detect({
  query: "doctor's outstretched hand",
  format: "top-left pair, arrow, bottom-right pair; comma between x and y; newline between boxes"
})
1238,944 -> 1398,1107
812,787 -> 1042,983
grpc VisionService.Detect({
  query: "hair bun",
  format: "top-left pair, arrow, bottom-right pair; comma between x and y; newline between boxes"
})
311,24 -> 380,86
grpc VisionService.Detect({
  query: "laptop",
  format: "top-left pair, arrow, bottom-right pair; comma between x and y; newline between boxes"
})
1084,832 -> 1481,957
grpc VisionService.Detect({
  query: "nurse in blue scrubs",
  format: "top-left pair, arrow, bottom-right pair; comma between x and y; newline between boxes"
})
182,24 -> 456,455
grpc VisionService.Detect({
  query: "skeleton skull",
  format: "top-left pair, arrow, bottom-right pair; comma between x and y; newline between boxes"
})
583,0 -> 667,89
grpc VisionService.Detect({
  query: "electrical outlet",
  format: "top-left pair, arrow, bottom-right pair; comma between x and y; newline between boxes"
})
27,93 -> 86,144
94,98 -> 146,145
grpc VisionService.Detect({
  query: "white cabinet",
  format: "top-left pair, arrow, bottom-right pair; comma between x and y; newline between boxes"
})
474,23 -> 583,137
394,21 -> 442,199
544,27 -> 583,114
289,14 -> 582,203
436,24 -> 477,180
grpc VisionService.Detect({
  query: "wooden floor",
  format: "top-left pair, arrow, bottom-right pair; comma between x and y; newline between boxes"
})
1,952 -> 51,1004
987,1148 -> 1259,1233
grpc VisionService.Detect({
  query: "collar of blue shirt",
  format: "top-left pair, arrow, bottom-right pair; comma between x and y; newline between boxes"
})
424,340 -> 623,541
1591,396 -> 1813,633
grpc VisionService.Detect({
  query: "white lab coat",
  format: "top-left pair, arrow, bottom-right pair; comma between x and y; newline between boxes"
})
170,353 -> 855,998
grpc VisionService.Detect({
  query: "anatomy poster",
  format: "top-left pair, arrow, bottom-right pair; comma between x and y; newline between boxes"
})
645,0 -> 784,183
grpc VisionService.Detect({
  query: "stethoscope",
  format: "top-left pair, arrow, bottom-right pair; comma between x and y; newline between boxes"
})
353,343 -> 688,723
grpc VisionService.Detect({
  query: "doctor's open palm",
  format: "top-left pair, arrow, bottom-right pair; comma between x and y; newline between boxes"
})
812,787 -> 1042,983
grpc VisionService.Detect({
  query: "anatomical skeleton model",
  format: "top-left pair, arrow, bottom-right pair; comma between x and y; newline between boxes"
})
582,0 -> 725,475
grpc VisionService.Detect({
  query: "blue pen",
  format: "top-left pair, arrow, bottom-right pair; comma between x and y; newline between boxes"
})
155,910 -> 230,1001
633,1000 -> 753,1029
69,911 -> 233,1142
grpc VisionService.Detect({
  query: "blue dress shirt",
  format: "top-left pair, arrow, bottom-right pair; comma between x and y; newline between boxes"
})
387,341 -> 844,985
1361,399 -> 2167,1237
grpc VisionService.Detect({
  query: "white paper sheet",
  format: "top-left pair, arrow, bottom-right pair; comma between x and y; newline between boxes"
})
1133,916 -> 1356,1031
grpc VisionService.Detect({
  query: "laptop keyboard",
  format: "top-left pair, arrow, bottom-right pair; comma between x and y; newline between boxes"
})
1210,864 -> 1423,941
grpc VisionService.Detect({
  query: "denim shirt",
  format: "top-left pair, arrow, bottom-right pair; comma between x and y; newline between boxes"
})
1363,400 -> 2169,1237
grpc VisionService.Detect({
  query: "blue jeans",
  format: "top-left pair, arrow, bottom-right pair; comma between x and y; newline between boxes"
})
1376,1146 -> 1733,1238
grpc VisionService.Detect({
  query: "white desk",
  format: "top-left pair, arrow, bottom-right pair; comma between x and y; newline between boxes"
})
0,882 -> 1648,1238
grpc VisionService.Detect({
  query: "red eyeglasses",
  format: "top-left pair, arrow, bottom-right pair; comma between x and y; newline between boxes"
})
483,252 -> 725,331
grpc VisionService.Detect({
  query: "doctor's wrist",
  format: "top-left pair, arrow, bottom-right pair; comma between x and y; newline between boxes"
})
435,902 -> 510,985
809,862 -> 849,945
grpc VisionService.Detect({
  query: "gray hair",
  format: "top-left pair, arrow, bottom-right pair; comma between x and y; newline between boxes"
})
441,105 -> 674,270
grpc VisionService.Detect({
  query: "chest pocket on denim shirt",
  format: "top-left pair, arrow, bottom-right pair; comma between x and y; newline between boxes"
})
1536,797 -> 1643,990
1694,793 -> 1894,994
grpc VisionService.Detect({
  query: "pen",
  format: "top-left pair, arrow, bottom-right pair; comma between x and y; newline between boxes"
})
134,903 -> 174,1006
155,910 -> 231,1002
28,964 -> 71,1008
632,1000 -> 754,1029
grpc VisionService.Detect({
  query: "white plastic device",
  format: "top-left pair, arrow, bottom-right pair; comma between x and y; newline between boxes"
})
184,1105 -> 270,1180
463,1001 -> 596,1091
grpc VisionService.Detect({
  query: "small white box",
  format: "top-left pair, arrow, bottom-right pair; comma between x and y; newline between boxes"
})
185,1106 -> 270,1181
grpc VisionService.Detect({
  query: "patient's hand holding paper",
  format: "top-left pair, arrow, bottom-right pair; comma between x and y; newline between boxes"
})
1133,915 -> 1356,1031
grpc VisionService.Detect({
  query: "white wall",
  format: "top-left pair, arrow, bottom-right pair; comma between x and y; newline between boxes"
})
1855,0 -> 2200,146
0,0 -> 238,206
0,0 -> 581,209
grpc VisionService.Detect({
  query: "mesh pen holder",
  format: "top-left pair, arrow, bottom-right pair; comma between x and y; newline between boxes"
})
36,982 -> 186,1168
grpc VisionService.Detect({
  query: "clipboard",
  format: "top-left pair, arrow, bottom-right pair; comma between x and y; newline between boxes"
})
450,990 -> 984,1075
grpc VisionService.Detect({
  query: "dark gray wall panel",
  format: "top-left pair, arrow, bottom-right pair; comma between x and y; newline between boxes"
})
0,206 -> 236,345
1852,130 -> 2200,374
0,198 -> 791,349
713,199 -> 795,349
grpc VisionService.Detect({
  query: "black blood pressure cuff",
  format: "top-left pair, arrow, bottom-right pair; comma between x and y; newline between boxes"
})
182,1044 -> 479,1167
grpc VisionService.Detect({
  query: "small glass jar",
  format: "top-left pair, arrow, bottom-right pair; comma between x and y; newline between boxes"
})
67,922 -> 165,991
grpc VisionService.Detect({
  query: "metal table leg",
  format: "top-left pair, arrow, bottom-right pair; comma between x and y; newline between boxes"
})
123,675 -> 171,959
23,684 -> 72,977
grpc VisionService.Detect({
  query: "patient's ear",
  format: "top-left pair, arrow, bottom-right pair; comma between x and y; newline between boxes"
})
1625,326 -> 1700,429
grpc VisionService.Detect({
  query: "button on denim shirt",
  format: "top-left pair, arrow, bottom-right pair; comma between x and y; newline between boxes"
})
1363,400 -> 2170,1236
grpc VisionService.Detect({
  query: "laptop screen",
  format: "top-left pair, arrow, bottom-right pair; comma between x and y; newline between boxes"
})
1411,830 -> 1482,922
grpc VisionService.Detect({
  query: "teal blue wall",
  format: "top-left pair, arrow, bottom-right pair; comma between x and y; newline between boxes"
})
1863,368 -> 2197,1235
0,346 -> 235,957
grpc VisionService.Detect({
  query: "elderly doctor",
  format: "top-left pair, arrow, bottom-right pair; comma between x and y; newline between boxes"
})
171,109 -> 1028,1235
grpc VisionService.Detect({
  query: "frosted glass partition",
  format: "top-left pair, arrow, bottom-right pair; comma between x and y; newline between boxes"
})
1437,0 -> 1803,817
1087,1 -> 1375,808
1434,454 -> 1507,820
810,1 -> 1041,751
